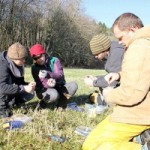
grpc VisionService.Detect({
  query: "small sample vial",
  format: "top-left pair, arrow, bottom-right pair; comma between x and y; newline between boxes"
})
48,135 -> 66,143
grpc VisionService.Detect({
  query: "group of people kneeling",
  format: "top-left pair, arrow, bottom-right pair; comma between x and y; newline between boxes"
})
0,31 -> 124,119
1,12 -> 150,150
0,43 -> 78,118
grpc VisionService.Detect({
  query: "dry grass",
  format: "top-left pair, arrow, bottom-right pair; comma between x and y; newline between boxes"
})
0,68 -> 110,150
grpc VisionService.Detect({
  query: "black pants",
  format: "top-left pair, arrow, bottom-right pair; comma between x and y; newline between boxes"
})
0,92 -> 34,118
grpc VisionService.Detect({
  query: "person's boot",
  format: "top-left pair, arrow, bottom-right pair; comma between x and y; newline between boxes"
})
0,108 -> 13,118
39,99 -> 47,109
57,96 -> 68,109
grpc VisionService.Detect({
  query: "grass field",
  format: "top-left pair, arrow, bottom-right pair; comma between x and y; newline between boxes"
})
0,68 -> 110,150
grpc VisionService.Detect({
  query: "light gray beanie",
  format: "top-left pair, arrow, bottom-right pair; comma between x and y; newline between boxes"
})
7,42 -> 27,59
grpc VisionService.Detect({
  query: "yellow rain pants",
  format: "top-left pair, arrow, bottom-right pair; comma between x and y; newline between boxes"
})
82,115 -> 150,150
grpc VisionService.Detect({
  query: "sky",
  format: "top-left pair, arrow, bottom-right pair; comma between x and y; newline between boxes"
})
81,0 -> 150,28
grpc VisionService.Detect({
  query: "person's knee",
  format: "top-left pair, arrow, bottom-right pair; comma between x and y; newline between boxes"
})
83,141 -> 115,150
96,142 -> 116,150
82,140 -> 99,150
82,128 -> 108,150
65,81 -> 78,96
43,89 -> 59,103
82,141 -> 90,150
0,108 -> 13,118
82,135 -> 100,150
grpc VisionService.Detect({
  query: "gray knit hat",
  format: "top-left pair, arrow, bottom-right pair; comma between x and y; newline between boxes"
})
90,34 -> 111,55
7,42 -> 27,59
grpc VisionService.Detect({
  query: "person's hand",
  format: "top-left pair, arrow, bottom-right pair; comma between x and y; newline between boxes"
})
84,75 -> 97,87
23,81 -> 36,93
39,70 -> 48,78
23,84 -> 34,93
47,78 -> 56,87
29,81 -> 36,88
104,73 -> 120,85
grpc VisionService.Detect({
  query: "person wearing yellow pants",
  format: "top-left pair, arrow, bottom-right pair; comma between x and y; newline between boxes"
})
82,12 -> 150,150
82,116 -> 150,150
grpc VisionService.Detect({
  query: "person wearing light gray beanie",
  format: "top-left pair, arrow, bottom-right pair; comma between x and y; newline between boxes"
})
0,42 -> 36,118
84,34 -> 124,105
7,42 -> 28,60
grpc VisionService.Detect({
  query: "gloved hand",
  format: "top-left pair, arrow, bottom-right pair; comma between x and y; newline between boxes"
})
84,75 -> 97,87
104,73 -> 120,85
39,70 -> 48,78
47,78 -> 56,87
24,82 -> 36,93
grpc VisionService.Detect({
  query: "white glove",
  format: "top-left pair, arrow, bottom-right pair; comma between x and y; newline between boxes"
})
47,78 -> 56,87
84,75 -> 97,87
39,70 -> 48,78
104,73 -> 120,85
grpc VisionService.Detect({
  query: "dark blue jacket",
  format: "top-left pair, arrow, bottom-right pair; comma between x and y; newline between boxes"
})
0,51 -> 28,105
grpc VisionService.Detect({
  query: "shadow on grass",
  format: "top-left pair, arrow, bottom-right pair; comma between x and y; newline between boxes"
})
13,94 -> 90,113
69,94 -> 90,106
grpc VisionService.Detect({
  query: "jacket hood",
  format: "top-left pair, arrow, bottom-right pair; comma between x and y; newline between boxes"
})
0,51 -> 6,57
127,25 -> 150,47
0,51 -> 24,77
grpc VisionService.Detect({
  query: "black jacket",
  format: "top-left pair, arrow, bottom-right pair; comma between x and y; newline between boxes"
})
31,55 -> 65,96
0,51 -> 27,96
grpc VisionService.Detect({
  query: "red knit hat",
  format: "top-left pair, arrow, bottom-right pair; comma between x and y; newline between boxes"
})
29,44 -> 45,57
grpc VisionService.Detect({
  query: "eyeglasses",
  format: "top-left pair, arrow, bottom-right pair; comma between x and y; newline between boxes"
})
33,54 -> 44,60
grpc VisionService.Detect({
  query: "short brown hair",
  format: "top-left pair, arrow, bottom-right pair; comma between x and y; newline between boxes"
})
112,12 -> 144,32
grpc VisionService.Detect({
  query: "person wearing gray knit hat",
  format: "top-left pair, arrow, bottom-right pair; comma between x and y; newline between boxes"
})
83,13 -> 150,150
90,34 -> 111,55
84,34 -> 124,106
0,42 -> 36,118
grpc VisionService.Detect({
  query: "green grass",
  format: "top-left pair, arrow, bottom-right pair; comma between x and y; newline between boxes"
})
0,68 -> 110,150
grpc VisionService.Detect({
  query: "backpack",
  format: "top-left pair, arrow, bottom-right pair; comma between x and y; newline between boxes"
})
89,90 -> 106,105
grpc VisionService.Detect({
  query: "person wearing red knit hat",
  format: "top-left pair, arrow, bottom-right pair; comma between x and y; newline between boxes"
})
29,44 -> 78,109
30,44 -> 45,58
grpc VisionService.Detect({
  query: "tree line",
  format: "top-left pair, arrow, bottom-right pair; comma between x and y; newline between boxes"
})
0,0 -> 113,68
